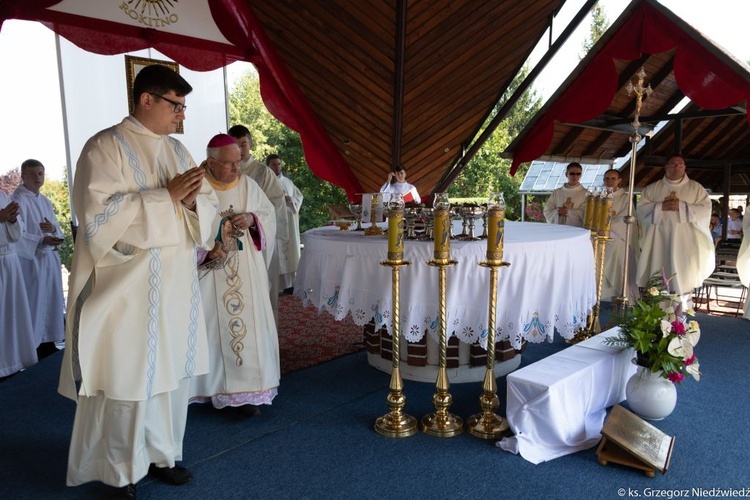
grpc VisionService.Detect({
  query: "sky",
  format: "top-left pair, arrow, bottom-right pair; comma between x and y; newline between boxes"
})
1,0 -> 749,181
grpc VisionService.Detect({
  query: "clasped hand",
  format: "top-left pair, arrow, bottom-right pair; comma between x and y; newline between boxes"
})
168,167 -> 205,207
0,201 -> 19,223
661,199 -> 680,211
229,213 -> 254,231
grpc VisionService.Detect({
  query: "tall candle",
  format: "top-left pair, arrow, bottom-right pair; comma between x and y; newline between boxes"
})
486,206 -> 505,262
433,208 -> 451,260
387,208 -> 405,261
583,193 -> 595,229
591,195 -> 603,231
598,196 -> 613,235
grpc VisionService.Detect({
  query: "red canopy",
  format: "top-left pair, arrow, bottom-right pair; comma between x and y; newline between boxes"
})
509,0 -> 750,175
0,0 -> 364,199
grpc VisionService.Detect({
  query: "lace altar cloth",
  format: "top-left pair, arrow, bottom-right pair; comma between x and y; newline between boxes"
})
294,221 -> 596,349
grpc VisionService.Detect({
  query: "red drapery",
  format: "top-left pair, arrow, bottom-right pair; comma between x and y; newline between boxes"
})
509,1 -> 750,175
0,0 -> 363,199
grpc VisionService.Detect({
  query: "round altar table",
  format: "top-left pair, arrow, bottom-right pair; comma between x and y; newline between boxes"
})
294,221 -> 596,382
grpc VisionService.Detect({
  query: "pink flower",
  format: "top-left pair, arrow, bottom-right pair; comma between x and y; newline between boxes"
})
684,354 -> 696,366
667,372 -> 685,383
671,321 -> 686,335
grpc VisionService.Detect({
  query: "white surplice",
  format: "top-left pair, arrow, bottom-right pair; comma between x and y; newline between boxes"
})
277,173 -> 303,290
240,156 -> 289,319
543,184 -> 588,227
11,184 -> 65,345
601,188 -> 639,303
380,180 -> 421,204
190,173 -> 280,406
0,191 -> 37,377
636,174 -> 714,295
59,117 -> 218,487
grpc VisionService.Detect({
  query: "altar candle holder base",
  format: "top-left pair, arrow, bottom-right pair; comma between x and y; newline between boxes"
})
422,259 -> 463,438
468,260 -> 510,439
568,232 -> 611,344
375,259 -> 418,438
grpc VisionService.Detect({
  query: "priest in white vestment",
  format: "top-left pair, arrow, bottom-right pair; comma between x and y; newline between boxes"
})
543,162 -> 588,227
190,135 -> 280,415
636,155 -> 714,302
228,125 -> 289,322
57,65 -> 218,495
12,159 -> 65,355
600,169 -> 639,303
267,154 -> 304,292
0,192 -> 37,379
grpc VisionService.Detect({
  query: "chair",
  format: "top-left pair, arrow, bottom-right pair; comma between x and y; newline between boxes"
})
695,240 -> 747,317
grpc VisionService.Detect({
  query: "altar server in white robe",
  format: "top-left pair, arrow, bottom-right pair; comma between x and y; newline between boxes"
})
57,65 -> 218,496
228,124 -> 288,321
380,165 -> 421,204
636,155 -> 714,305
543,162 -> 588,227
12,159 -> 65,356
190,134 -> 280,416
0,192 -> 37,379
267,153 -> 303,292
600,169 -> 639,303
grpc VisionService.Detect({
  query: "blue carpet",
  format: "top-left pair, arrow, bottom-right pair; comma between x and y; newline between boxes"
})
1,310 -> 748,499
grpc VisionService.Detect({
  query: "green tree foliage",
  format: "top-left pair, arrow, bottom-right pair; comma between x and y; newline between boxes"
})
41,176 -> 74,270
580,5 -> 610,58
228,69 -> 348,232
447,66 -> 543,220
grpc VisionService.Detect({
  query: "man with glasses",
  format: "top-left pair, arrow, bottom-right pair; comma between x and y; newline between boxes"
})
59,64 -> 218,498
189,134 -> 279,418
543,162 -> 588,227
636,154 -> 714,308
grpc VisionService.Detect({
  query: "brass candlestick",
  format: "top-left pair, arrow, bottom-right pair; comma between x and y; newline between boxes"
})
467,259 -> 511,439
570,193 -> 614,343
375,258 -> 417,438
422,257 -> 462,437
365,193 -> 385,236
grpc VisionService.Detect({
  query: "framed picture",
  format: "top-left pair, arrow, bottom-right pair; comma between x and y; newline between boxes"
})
125,55 -> 184,134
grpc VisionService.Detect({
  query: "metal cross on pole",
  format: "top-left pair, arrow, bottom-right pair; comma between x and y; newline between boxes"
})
613,68 -> 652,314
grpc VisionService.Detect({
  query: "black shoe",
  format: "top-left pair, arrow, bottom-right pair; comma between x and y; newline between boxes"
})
147,464 -> 192,485
237,404 -> 262,417
109,483 -> 136,499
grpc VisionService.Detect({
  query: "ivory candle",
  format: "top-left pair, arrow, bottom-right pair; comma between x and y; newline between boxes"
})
486,206 -> 505,262
583,193 -> 595,229
598,196 -> 613,235
387,209 -> 405,261
433,208 -> 451,260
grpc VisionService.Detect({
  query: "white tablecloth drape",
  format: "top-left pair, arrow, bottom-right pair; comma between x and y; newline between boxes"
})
498,330 -> 636,464
294,221 -> 596,348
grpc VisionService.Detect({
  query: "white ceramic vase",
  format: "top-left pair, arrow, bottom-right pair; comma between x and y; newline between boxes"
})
625,364 -> 677,421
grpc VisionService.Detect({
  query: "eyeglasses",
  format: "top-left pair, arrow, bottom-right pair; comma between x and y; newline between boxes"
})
148,92 -> 187,113
210,158 -> 240,169
567,172 -> 582,176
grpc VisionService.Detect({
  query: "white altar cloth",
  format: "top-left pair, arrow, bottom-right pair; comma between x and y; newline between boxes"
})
295,221 -> 596,348
497,329 -> 636,464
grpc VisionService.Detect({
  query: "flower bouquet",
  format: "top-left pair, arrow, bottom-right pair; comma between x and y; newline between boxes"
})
605,272 -> 701,383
